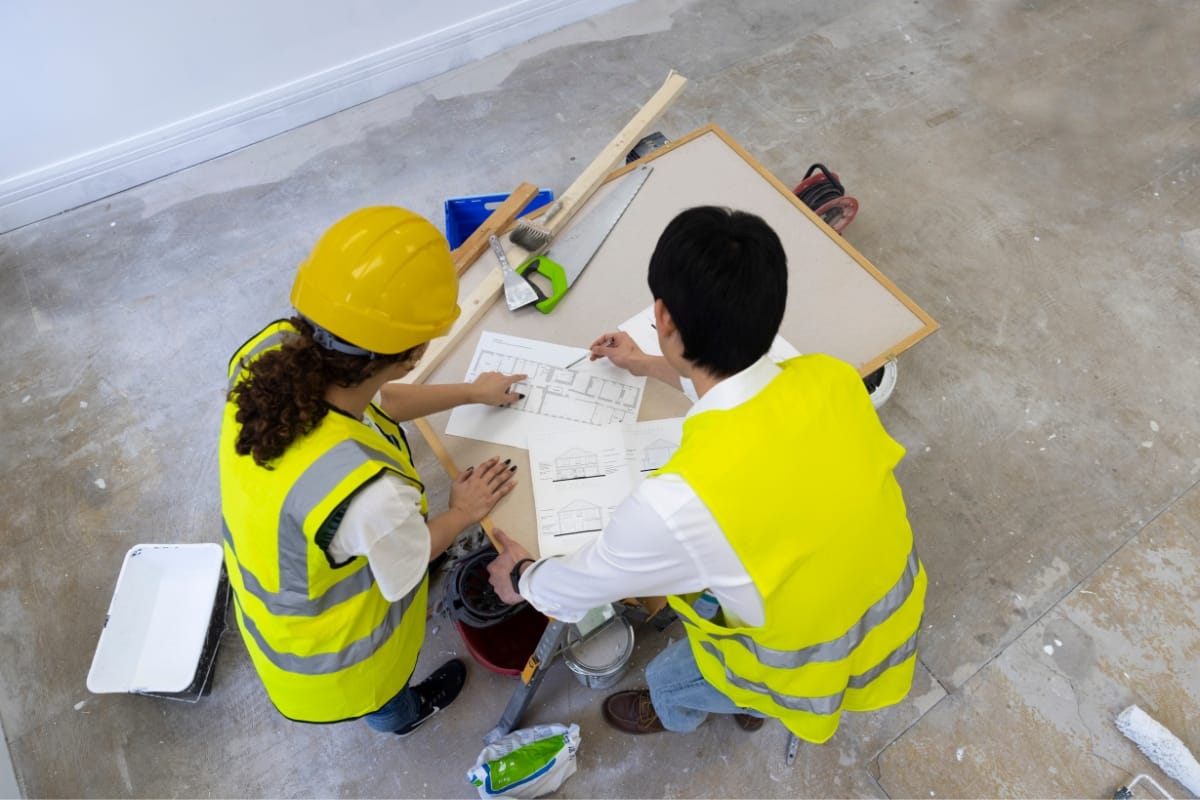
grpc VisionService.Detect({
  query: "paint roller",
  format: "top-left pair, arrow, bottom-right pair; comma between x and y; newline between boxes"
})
1113,704 -> 1200,799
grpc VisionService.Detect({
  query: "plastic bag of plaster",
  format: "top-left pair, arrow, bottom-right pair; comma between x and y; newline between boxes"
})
467,723 -> 581,799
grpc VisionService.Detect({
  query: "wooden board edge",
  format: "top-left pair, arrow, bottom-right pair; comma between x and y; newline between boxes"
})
857,322 -> 940,378
702,123 -> 940,346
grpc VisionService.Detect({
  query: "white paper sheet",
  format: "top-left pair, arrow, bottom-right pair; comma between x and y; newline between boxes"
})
445,331 -> 648,449
617,304 -> 802,362
528,417 -> 685,557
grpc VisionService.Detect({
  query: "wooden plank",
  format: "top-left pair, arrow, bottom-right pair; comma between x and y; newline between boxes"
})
450,182 -> 539,276
412,417 -> 500,548
529,70 -> 688,242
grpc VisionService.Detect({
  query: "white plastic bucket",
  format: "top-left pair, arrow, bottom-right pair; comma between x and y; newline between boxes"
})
87,543 -> 227,701
869,360 -> 898,409
563,616 -> 634,690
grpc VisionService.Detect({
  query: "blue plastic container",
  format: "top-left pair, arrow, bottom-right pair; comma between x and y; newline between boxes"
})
443,189 -> 555,250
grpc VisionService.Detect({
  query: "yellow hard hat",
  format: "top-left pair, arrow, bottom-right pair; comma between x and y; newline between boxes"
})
290,207 -> 461,355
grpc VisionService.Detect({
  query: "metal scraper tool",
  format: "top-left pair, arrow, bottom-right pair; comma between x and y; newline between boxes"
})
490,234 -> 539,311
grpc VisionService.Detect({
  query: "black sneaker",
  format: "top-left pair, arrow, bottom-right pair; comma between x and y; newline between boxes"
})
394,658 -> 467,738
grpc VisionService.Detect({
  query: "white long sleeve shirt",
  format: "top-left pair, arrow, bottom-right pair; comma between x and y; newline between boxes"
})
518,357 -> 784,627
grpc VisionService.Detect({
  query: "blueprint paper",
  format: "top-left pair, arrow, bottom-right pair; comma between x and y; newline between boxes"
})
528,417 -> 685,557
445,332 -> 648,449
617,304 -> 802,363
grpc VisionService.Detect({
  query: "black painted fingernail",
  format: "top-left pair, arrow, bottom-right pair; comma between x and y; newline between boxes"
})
504,458 -> 511,464
519,393 -> 526,399
509,465 -> 517,472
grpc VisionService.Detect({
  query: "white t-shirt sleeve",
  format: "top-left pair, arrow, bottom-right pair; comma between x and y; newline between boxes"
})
328,473 -> 431,602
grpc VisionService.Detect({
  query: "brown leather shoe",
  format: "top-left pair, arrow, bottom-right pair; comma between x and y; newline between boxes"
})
602,689 -> 665,734
734,713 -> 765,731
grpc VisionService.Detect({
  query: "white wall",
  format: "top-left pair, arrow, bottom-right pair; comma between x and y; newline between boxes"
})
0,0 -> 634,233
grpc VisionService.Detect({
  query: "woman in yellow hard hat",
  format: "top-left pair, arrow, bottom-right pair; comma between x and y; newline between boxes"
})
219,207 -> 526,736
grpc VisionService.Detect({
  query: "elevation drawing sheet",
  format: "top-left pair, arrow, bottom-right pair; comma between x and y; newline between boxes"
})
445,331 -> 648,449
528,417 -> 685,557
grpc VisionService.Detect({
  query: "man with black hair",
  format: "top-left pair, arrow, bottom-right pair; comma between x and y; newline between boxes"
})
488,206 -> 925,745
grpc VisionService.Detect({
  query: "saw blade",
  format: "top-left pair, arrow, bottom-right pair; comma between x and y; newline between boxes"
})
546,164 -> 653,288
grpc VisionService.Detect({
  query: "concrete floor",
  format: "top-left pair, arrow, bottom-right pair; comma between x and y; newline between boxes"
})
2,0 -> 1199,797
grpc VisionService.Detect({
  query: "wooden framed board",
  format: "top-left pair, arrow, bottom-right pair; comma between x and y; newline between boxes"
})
413,124 -> 938,556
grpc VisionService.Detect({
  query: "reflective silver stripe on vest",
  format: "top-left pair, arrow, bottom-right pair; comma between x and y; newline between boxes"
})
682,548 -> 921,670
227,329 -> 289,392
223,519 -> 376,618
699,631 -> 919,716
224,439 -> 419,617
231,576 -> 423,675
847,633 -> 918,689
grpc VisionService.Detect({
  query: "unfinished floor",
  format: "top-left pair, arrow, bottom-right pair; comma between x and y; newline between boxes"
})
2,0 -> 1199,797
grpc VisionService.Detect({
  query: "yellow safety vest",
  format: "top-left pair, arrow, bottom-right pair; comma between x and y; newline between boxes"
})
219,320 -> 430,722
661,355 -> 926,743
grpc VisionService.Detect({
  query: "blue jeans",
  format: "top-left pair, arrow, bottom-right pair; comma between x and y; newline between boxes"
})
645,637 -> 766,732
363,683 -> 420,732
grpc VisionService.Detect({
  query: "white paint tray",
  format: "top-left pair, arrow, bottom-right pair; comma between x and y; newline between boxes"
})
87,543 -> 227,699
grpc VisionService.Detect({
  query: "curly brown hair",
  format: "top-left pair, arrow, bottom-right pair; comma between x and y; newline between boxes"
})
229,317 -> 416,467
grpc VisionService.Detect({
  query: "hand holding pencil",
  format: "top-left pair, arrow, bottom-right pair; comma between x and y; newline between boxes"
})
588,331 -> 646,373
588,329 -> 684,392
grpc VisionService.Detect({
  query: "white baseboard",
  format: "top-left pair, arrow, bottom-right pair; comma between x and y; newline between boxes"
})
0,0 -> 634,234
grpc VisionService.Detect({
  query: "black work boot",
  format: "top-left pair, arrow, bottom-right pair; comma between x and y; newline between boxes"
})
394,658 -> 467,738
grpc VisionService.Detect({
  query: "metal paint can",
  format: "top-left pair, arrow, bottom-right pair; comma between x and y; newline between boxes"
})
563,616 -> 635,690
868,360 -> 898,409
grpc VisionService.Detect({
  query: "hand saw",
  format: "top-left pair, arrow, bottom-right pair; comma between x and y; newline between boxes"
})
510,164 -> 653,314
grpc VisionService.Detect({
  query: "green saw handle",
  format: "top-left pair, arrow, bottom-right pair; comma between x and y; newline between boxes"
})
516,256 -> 568,314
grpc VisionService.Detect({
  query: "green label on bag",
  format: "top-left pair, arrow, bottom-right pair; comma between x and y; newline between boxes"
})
485,736 -> 564,792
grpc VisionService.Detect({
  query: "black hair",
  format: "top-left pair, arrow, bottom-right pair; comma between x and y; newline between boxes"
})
228,317 -> 419,466
647,206 -> 787,377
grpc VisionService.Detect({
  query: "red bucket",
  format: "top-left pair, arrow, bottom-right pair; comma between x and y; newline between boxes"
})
454,602 -> 549,676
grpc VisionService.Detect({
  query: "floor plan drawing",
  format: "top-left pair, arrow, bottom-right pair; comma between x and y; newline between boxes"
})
482,358 -> 641,426
446,332 -> 648,449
